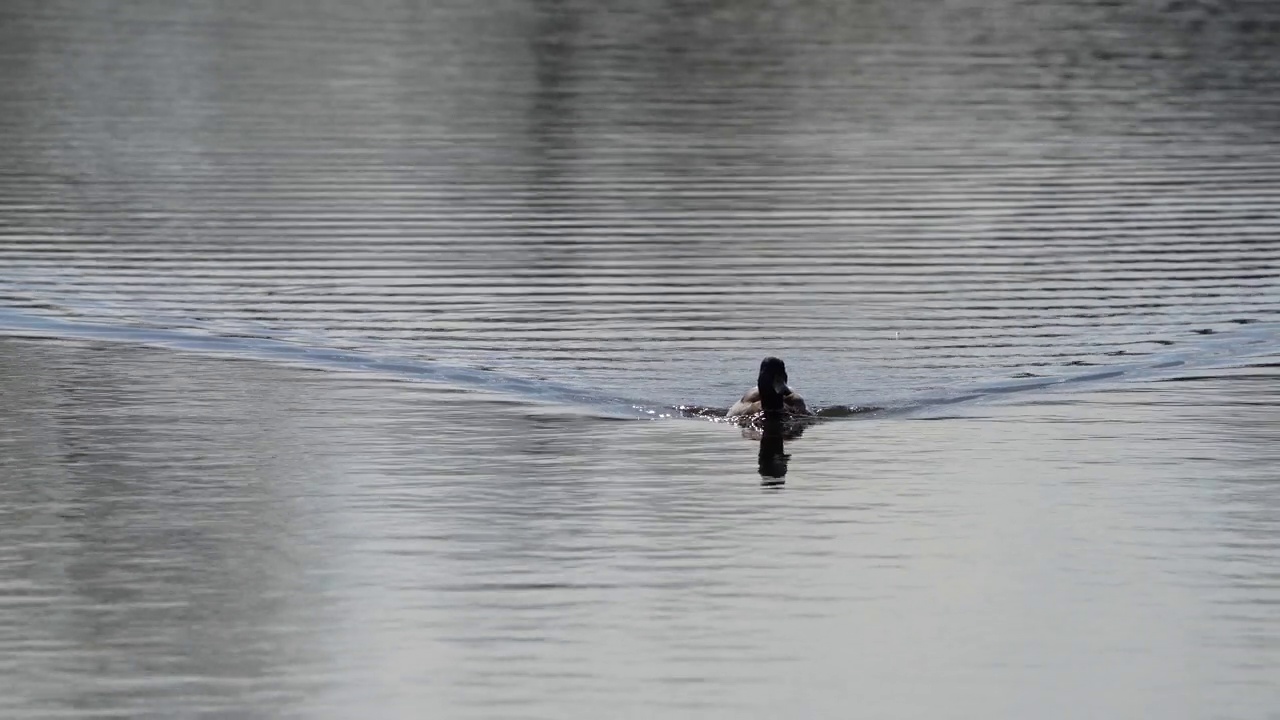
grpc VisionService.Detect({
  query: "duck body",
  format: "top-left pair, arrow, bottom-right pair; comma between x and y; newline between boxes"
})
726,357 -> 814,418
727,386 -> 811,417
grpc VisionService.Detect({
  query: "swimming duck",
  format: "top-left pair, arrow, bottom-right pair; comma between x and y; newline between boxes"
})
727,357 -> 812,418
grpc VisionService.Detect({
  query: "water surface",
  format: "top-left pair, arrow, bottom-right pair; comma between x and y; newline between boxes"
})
1,0 -> 1279,717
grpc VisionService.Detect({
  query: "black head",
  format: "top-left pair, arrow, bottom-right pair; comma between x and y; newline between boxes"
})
757,356 -> 791,412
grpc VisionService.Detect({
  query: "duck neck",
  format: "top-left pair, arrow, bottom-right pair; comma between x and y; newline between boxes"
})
758,373 -> 786,412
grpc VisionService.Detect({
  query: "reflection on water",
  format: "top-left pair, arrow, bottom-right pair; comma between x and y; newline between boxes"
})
1,0 -> 1280,717
1,338 -> 1278,719
753,415 -> 796,485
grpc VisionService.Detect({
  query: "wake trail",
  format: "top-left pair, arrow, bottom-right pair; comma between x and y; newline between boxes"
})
2,306 -> 1276,421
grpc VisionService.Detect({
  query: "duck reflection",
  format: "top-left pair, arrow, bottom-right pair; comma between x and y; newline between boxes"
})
756,416 -> 789,485
743,411 -> 811,485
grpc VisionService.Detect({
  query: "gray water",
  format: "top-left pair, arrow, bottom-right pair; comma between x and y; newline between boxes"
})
1,0 -> 1279,717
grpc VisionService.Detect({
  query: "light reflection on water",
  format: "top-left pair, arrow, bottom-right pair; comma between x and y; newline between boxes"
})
1,0 -> 1279,716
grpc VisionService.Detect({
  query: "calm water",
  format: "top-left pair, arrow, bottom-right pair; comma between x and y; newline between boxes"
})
2,0 -> 1279,717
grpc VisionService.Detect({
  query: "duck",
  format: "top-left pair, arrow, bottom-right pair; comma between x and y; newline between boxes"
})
727,357 -> 813,418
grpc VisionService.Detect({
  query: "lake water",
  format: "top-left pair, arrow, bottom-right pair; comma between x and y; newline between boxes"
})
2,0 -> 1279,717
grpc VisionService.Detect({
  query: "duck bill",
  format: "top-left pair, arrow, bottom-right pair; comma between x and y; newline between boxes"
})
773,378 -> 790,396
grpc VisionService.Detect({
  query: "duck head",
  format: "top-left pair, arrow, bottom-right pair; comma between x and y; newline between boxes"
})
757,356 -> 791,412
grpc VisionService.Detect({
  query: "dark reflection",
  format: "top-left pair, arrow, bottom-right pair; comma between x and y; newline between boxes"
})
755,414 -> 790,485
745,411 -> 814,485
